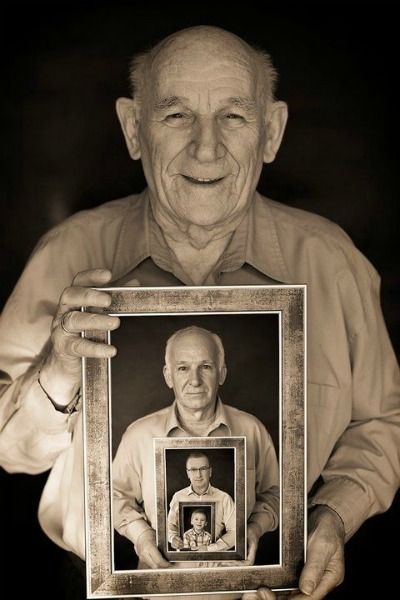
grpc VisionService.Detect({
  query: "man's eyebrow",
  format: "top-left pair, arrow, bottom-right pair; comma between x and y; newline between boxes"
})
153,96 -> 186,110
226,96 -> 257,112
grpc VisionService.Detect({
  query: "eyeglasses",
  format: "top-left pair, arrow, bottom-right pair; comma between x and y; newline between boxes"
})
186,466 -> 210,473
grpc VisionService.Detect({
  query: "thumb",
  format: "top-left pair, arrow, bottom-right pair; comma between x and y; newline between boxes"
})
299,532 -> 333,596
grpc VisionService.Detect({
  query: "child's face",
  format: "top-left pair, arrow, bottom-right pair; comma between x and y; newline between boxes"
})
191,512 -> 207,533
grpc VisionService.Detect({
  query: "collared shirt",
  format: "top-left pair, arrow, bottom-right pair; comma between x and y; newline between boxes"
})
113,400 -> 278,547
167,484 -> 236,552
183,527 -> 212,549
0,190 -> 399,558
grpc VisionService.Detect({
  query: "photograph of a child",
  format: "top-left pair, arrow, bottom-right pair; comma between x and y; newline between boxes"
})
181,506 -> 213,550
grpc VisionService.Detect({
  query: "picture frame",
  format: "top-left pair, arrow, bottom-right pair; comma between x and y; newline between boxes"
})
154,436 -> 246,562
83,284 -> 306,597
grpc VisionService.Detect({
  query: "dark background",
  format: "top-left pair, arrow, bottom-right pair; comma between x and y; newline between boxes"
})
1,1 -> 399,598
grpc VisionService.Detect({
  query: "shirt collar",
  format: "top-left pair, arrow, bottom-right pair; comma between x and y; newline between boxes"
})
113,188 -> 290,284
164,398 -> 232,436
187,484 -> 212,496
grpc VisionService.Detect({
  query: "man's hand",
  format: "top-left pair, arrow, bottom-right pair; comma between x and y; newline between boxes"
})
135,528 -> 171,569
242,505 -> 345,600
170,535 -> 184,549
291,505 -> 345,599
243,522 -> 263,566
39,269 -> 126,406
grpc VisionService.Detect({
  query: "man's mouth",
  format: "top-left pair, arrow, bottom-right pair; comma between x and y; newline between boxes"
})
182,175 -> 224,185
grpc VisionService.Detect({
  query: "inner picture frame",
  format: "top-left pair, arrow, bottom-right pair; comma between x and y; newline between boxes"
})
83,285 -> 306,598
154,437 -> 246,561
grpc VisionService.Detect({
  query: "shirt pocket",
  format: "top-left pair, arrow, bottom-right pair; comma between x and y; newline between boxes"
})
307,382 -> 350,486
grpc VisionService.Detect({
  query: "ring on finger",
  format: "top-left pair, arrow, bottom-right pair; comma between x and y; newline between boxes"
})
61,313 -> 73,335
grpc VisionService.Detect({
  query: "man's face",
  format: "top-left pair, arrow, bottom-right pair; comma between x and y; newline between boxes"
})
137,38 -> 268,231
163,331 -> 226,414
186,456 -> 212,494
191,511 -> 207,533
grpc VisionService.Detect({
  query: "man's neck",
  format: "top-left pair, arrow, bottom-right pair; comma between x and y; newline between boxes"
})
149,196 -> 247,284
165,234 -> 231,285
191,485 -> 209,496
177,402 -> 217,438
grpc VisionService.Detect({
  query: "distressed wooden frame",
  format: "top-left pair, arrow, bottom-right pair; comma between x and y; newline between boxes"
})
83,285 -> 306,597
154,436 -> 246,561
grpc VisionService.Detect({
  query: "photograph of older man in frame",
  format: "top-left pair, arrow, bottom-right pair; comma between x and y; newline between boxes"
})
110,311 -> 281,571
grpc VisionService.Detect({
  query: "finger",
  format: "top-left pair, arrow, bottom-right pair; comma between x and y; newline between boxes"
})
245,539 -> 257,566
242,589 -> 276,600
302,553 -> 344,600
299,535 -> 335,595
60,311 -> 120,334
146,547 -> 171,569
72,268 -> 113,287
59,286 -> 113,313
64,337 -> 117,359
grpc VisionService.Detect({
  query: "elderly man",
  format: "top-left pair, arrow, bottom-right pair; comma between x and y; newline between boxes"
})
113,326 -> 277,565
0,24 -> 399,600
168,452 -> 236,552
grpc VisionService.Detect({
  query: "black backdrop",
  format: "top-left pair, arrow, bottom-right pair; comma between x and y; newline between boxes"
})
1,1 -> 399,598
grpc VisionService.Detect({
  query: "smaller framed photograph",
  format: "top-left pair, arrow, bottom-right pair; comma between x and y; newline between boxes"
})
154,436 -> 246,561
179,502 -> 216,552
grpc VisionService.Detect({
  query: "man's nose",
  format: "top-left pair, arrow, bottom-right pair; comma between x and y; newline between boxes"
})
189,366 -> 201,386
189,117 -> 225,162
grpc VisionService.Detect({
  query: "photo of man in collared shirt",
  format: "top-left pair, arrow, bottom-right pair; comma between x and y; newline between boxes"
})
167,452 -> 236,552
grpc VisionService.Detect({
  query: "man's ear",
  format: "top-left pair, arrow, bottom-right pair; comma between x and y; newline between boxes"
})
116,97 -> 142,160
163,365 -> 173,389
219,365 -> 227,386
263,101 -> 288,164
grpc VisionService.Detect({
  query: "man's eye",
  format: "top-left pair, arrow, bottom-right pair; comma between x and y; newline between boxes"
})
164,112 -> 191,127
201,364 -> 212,370
223,113 -> 246,127
177,366 -> 188,371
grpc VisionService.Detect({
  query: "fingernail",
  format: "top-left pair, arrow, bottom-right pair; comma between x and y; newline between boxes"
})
301,580 -> 315,595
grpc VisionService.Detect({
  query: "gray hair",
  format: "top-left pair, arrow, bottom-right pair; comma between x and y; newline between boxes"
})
186,451 -> 210,469
165,326 -> 225,371
129,27 -> 278,107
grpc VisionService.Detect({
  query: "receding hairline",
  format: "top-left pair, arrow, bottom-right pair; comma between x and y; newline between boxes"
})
129,25 -> 278,104
186,451 -> 210,468
164,326 -> 225,370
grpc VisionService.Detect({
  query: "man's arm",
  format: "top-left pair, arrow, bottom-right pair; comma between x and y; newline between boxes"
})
0,223 -> 120,473
207,492 -> 236,551
167,493 -> 184,549
113,431 -> 170,568
309,262 -> 400,538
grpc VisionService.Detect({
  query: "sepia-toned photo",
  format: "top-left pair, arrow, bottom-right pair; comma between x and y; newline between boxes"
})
83,285 -> 305,597
154,437 -> 246,561
1,6 -> 399,600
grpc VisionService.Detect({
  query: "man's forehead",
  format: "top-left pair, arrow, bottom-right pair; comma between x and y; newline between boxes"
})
171,332 -> 218,358
148,39 -> 259,100
187,456 -> 209,466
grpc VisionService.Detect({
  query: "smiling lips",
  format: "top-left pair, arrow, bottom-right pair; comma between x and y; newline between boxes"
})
182,174 -> 224,185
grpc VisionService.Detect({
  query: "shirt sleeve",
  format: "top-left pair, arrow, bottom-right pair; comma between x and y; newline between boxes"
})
310,262 -> 400,540
211,491 -> 236,550
0,229 -> 86,474
248,426 -> 280,535
112,432 -> 153,545
167,494 -> 180,543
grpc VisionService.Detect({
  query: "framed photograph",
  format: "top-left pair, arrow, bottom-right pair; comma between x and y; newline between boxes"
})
83,285 -> 306,597
154,436 -> 246,561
